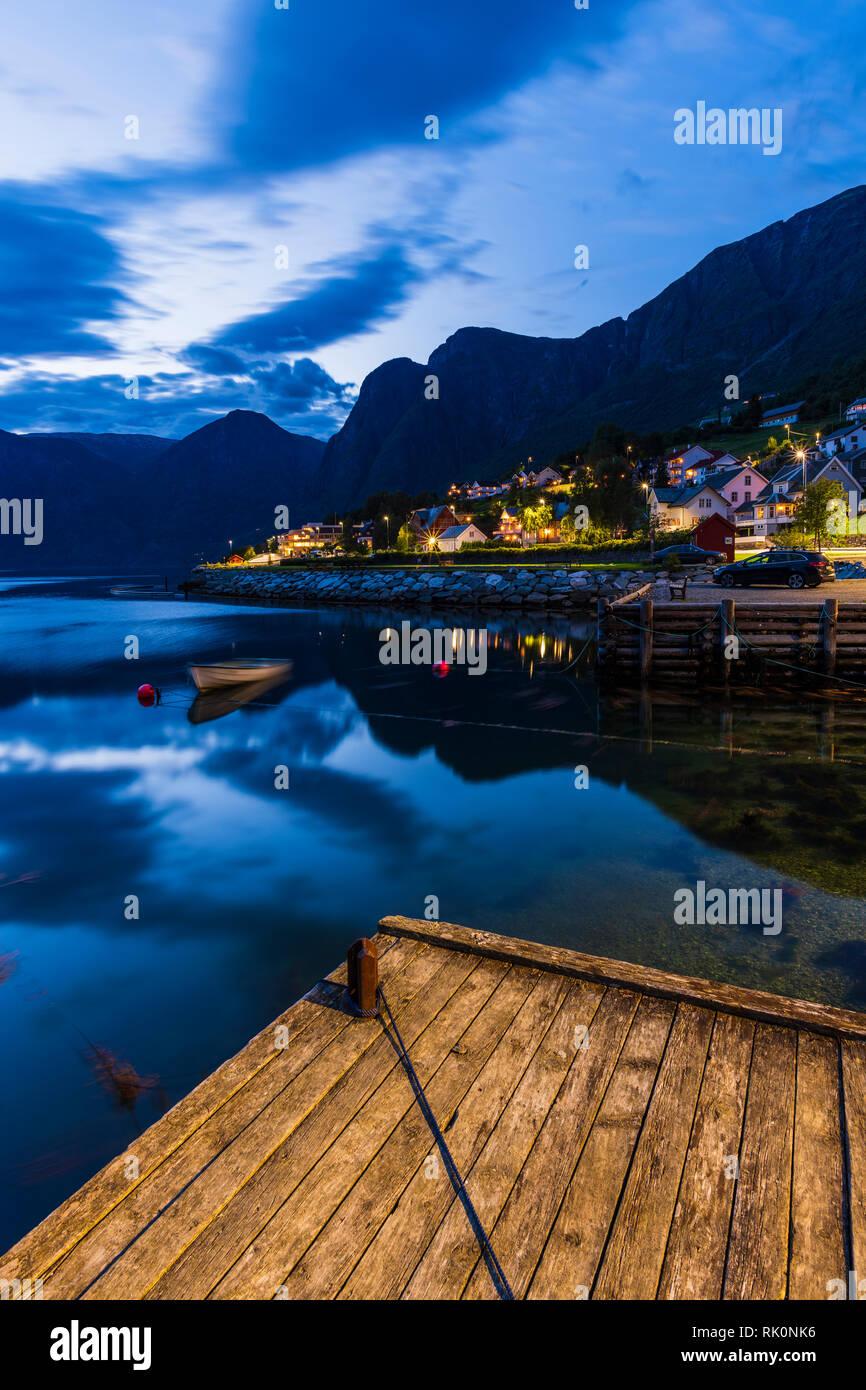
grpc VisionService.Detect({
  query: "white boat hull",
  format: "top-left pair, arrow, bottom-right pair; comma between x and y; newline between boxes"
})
187,660 -> 293,691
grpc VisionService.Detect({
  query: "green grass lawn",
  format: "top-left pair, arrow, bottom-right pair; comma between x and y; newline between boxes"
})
700,413 -> 842,462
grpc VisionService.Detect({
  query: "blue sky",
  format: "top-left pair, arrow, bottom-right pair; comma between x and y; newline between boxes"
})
1,0 -> 865,440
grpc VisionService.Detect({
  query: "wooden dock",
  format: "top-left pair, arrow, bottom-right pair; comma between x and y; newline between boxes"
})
4,916 -> 866,1301
597,594 -> 866,687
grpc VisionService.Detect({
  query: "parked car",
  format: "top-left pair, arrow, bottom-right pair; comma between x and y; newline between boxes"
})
654,543 -> 726,566
712,550 -> 836,589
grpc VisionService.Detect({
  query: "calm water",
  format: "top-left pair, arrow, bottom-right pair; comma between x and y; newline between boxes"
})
2,573 -> 866,1250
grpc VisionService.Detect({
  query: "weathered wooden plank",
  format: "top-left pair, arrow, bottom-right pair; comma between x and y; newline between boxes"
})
527,994 -> 675,1300
0,932 -> 407,1288
657,1012 -> 755,1299
147,956 -> 508,1299
399,980 -> 605,1300
83,944 -> 476,1300
723,1025 -> 796,1300
281,970 -> 573,1302
842,1040 -> 866,1294
47,939 -> 444,1299
208,963 -> 547,1299
789,1033 -> 846,1299
380,918 -> 866,1040
461,986 -> 640,1300
593,1003 -> 715,1299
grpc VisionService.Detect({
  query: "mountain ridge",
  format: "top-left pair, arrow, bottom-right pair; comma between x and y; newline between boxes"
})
4,185 -> 866,567
314,184 -> 866,508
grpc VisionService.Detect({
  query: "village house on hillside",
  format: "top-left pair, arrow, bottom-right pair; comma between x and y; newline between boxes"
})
817,423 -> 866,485
408,504 -> 459,542
493,506 -> 522,542
649,482 -> 729,530
735,455 -> 863,538
845,396 -> 866,421
277,521 -> 342,556
511,464 -> 563,489
704,463 -> 768,518
447,479 -> 508,501
663,444 -> 740,487
437,522 -> 488,552
760,400 -> 804,428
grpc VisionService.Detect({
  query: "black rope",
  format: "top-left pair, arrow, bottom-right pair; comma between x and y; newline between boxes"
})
376,983 -> 515,1300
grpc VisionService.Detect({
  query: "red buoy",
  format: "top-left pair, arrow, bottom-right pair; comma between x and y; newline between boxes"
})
137,683 -> 157,707
432,661 -> 450,679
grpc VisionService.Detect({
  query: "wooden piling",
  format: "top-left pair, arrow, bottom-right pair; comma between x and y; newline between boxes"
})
347,937 -> 379,1014
720,598 -> 735,686
822,598 -> 838,675
639,598 -> 653,684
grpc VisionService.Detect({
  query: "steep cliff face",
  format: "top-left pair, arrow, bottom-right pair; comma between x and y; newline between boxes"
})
314,185 -> 866,506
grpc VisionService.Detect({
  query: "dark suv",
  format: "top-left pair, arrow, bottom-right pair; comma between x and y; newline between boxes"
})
712,549 -> 836,589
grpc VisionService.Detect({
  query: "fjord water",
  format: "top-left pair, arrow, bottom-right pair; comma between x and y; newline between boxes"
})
2,574 -> 866,1250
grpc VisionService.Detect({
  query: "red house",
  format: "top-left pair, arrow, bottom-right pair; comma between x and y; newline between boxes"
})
694,513 -> 736,562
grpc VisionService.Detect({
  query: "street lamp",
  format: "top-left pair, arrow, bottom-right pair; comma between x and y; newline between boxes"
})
383,514 -> 390,548
641,482 -> 655,561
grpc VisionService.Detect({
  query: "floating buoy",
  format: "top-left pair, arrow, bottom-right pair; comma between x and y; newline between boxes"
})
432,662 -> 450,679
137,684 -> 158,707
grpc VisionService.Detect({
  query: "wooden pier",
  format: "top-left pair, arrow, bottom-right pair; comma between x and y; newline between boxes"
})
597,594 -> 866,687
4,916 -> 866,1300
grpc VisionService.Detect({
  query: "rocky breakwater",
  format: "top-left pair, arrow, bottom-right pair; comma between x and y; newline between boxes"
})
190,564 -> 656,610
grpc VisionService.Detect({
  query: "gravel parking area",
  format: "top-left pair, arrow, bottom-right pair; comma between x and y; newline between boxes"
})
653,576 -> 866,605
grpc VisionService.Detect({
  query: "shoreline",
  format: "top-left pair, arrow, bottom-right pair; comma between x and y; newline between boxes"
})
187,563 -> 655,610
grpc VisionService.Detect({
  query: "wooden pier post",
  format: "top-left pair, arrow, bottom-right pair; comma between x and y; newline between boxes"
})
822,598 -> 838,675
720,599 -> 735,686
639,598 -> 653,684
596,598 -> 609,671
347,938 -> 379,1014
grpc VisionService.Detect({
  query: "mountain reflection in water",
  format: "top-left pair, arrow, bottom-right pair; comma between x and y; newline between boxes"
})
2,573 -> 866,1250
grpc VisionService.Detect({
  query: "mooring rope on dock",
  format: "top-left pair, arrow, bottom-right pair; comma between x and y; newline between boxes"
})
730,616 -> 866,692
333,978 -> 514,1299
607,602 -> 723,637
376,984 -> 515,1301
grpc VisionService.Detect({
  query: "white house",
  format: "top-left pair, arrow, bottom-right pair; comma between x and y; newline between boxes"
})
437,523 -> 488,552
760,400 -> 804,428
665,445 -> 740,487
734,455 -> 863,537
511,465 -> 562,489
846,397 -> 866,422
819,424 -> 866,458
649,483 -> 728,530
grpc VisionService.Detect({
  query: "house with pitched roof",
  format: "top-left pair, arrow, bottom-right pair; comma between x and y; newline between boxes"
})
702,463 -> 768,519
408,505 -> 459,542
437,523 -> 488,552
760,400 -> 804,428
648,482 -> 729,530
493,506 -> 522,542
734,455 -> 862,538
664,444 -> 741,487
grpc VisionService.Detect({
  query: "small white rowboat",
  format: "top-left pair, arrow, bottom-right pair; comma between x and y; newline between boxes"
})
187,658 -> 293,692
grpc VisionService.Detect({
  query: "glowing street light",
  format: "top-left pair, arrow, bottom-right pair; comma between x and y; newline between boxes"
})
796,449 -> 806,493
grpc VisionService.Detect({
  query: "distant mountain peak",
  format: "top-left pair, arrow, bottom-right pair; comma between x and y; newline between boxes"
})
315,184 -> 866,508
